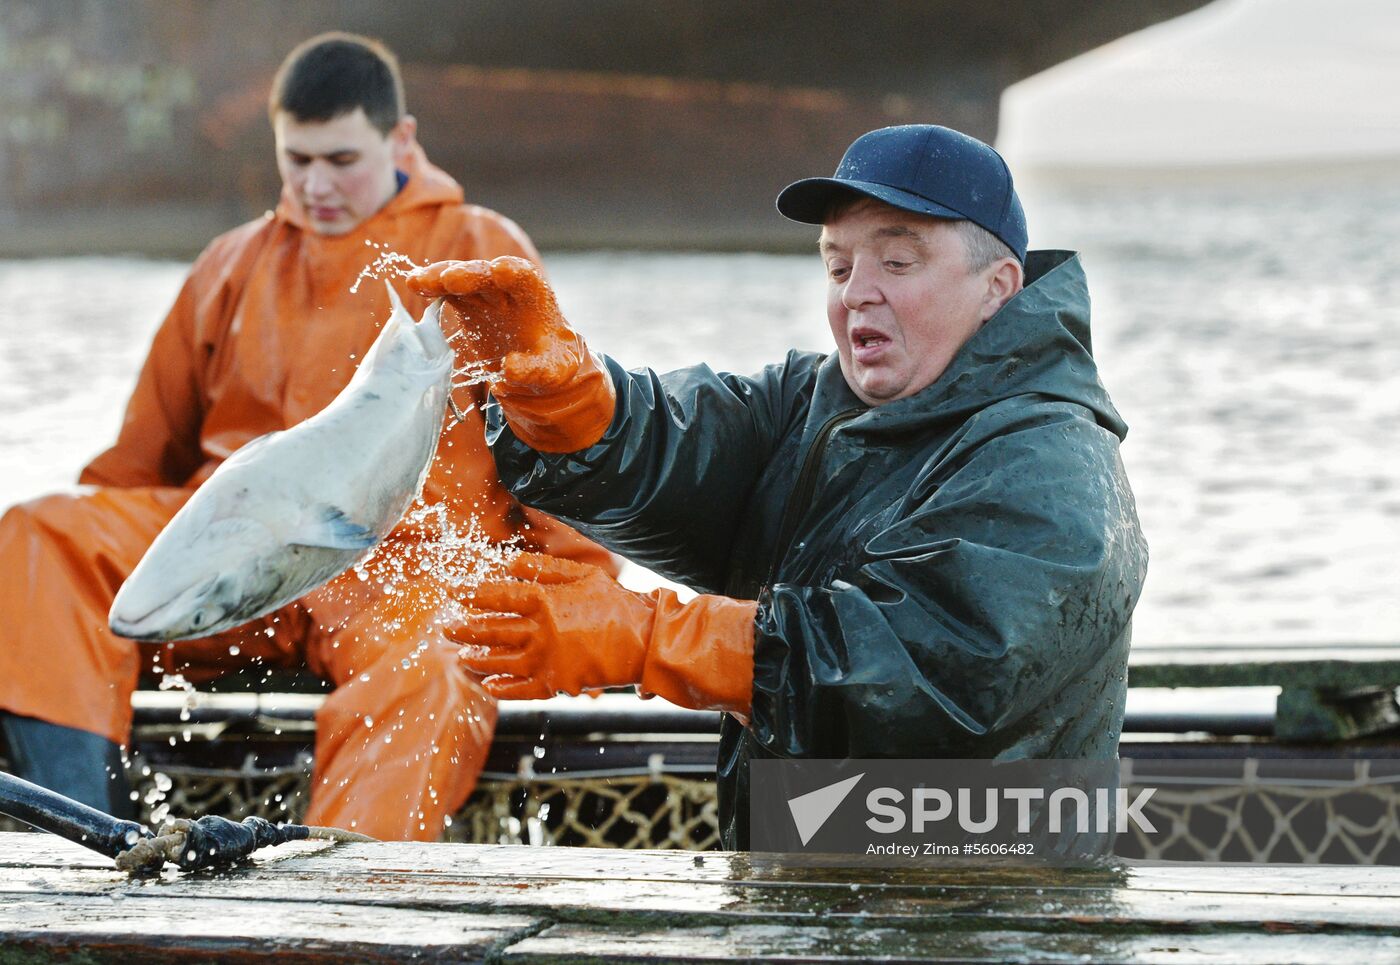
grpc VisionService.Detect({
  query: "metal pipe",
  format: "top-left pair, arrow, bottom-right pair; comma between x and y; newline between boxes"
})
0,771 -> 147,858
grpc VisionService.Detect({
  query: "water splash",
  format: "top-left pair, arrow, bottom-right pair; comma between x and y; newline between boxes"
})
351,244 -> 507,398
331,504 -> 524,657
144,771 -> 174,825
157,673 -> 198,723
451,354 -> 504,389
356,504 -> 521,590
350,241 -> 424,294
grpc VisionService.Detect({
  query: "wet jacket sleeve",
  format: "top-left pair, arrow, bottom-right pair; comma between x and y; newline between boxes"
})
754,401 -> 1148,759
487,353 -> 818,594
77,241 -> 236,488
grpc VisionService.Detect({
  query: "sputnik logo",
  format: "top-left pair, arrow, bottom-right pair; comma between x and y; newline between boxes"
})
786,773 -> 865,846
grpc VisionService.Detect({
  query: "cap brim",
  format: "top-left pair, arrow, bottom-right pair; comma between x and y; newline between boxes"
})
775,177 -> 969,225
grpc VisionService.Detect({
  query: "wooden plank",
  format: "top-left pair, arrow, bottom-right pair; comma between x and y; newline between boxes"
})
505,923 -> 1400,964
6,871 -> 1400,944
0,865 -> 850,924
7,856 -> 1400,934
0,894 -> 539,963
11,835 -> 1400,899
284,842 -> 1129,889
1120,862 -> 1400,899
256,842 -> 1400,899
9,883 -> 1399,963
7,836 -> 1400,962
13,858 -> 1400,905
840,888 -> 1400,933
16,835 -> 1400,899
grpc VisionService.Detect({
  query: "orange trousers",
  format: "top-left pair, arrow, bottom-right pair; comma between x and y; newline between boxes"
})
0,485 -> 495,840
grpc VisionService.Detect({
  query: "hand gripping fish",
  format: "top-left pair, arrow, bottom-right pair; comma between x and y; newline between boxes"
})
108,285 -> 453,641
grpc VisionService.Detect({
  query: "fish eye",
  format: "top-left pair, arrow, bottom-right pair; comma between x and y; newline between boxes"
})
191,612 -> 204,628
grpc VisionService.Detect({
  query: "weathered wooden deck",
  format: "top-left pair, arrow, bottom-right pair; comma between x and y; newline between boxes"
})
4,833 -> 1400,963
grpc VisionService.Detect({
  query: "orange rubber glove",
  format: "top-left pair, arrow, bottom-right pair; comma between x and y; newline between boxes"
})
451,553 -> 756,715
407,256 -> 616,453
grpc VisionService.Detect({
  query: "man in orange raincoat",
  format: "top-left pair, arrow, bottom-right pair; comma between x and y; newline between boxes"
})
0,33 -> 615,839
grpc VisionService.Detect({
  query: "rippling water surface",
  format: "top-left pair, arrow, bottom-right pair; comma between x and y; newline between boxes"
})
1,176 -> 1396,646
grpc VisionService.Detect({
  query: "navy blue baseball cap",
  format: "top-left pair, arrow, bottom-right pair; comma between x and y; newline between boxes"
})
776,125 -> 1028,264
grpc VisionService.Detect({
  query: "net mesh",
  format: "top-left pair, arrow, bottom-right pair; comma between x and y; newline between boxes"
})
1115,758 -> 1400,864
0,747 -> 723,850
6,745 -> 1400,861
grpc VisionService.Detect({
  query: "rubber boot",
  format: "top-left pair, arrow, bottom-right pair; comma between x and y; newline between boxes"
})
0,712 -> 134,820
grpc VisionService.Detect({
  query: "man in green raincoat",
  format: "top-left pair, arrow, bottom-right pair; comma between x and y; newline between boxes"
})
411,124 -> 1148,849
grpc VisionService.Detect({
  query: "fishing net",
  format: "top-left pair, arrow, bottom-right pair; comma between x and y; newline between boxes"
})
6,741 -> 1400,861
0,747 -> 723,851
1115,757 -> 1400,864
442,770 -> 721,850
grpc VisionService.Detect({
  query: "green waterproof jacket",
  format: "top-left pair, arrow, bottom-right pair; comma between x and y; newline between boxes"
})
486,250 -> 1149,848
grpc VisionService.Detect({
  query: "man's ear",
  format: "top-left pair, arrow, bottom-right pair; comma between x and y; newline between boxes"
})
980,258 -> 1025,321
389,114 -> 418,164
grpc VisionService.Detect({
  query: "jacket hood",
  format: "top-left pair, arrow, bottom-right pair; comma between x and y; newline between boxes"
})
273,141 -> 465,234
823,250 -> 1129,441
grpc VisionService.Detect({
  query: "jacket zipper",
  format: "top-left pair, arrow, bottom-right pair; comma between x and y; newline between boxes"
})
764,408 -> 861,587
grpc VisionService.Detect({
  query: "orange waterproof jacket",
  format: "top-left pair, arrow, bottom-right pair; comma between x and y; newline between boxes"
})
80,144 -> 607,559
0,149 -> 612,838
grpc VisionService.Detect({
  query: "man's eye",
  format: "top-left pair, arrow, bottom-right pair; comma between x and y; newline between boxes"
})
828,265 -> 851,281
884,260 -> 911,271
330,154 -> 359,167
288,154 -> 311,167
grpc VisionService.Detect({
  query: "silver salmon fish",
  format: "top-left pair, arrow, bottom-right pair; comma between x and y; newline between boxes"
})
109,285 -> 453,641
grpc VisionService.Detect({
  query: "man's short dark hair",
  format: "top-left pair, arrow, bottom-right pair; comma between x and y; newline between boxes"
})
269,32 -> 405,135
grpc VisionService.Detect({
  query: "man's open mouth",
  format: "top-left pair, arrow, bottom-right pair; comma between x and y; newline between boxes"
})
851,328 -> 891,356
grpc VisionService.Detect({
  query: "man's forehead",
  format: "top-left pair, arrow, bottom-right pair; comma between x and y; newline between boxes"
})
274,107 -> 385,151
819,203 -> 951,252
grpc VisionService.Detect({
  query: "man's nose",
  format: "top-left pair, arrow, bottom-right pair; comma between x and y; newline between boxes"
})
303,163 -> 334,198
841,259 -> 883,311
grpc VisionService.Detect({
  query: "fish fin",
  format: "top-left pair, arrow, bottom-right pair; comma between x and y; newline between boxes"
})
289,505 -> 380,550
413,297 -> 451,359
384,279 -> 407,317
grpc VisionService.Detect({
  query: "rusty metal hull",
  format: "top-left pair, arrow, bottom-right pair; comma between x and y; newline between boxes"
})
1,1 -> 1212,254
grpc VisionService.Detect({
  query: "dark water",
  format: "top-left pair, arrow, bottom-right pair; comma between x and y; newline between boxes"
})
1,177 -> 1396,646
